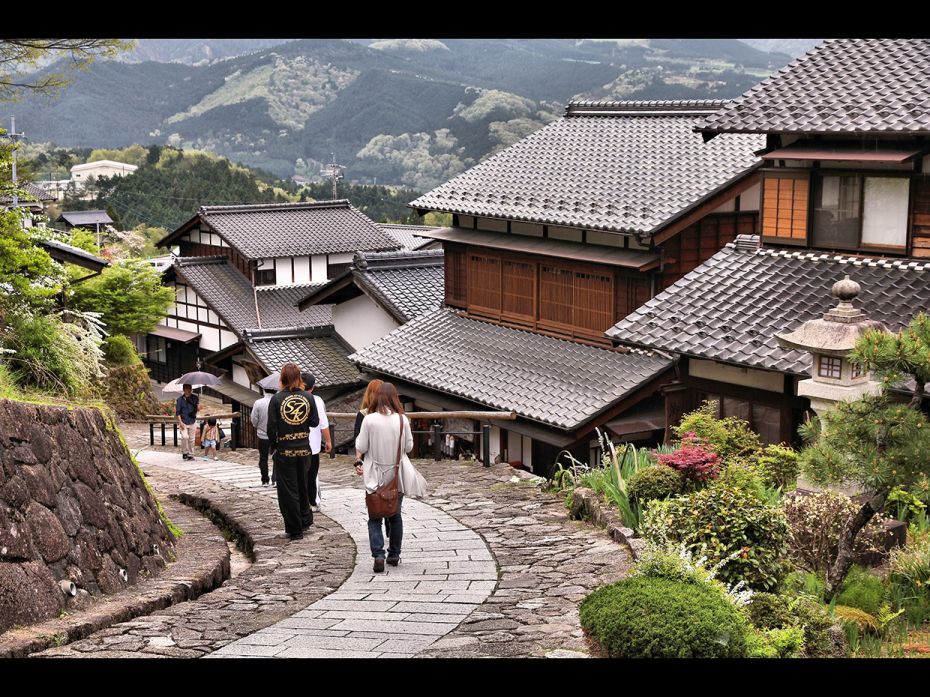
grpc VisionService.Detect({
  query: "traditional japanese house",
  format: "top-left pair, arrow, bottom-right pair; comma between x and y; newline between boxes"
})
350,99 -> 767,473
296,249 -> 446,352
143,200 -> 404,433
609,39 -> 930,444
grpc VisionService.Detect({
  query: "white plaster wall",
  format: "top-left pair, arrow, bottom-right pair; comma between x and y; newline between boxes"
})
293,256 -> 311,284
199,325 -> 220,352
713,198 -> 736,213
311,255 -> 328,283
329,252 -> 355,264
522,435 -> 533,469
275,257 -> 294,285
689,358 -> 784,393
333,295 -> 399,351
220,329 -> 238,351
740,183 -> 761,211
232,364 -> 251,389
489,425 -> 502,463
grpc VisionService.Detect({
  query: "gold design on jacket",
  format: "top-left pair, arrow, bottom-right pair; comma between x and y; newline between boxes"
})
280,394 -> 310,425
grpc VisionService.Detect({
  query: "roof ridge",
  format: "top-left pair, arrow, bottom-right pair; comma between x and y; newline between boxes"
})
355,249 -> 444,270
254,282 -> 322,292
755,245 -> 930,271
201,199 -> 351,214
244,325 -> 336,341
174,255 -> 228,267
567,99 -> 731,117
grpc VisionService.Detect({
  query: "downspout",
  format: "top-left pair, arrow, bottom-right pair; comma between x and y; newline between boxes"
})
251,260 -> 262,330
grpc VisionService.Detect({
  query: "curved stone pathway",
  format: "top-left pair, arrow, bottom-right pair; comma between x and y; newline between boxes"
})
140,450 -> 498,658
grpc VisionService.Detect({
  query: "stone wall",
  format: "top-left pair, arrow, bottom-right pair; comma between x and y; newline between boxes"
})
0,400 -> 176,634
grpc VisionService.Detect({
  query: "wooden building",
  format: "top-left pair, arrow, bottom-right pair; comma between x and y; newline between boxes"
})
351,100 -> 767,474
610,39 -> 930,444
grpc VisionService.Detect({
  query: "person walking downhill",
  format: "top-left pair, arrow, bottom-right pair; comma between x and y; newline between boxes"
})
202,418 -> 219,461
267,363 -> 319,540
250,388 -> 274,486
175,384 -> 199,461
354,382 -> 426,573
302,372 -> 331,512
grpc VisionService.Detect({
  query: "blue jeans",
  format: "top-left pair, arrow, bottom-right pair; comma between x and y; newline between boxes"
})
368,494 -> 403,559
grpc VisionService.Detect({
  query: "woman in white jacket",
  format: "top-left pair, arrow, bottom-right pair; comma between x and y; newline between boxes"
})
354,382 -> 420,573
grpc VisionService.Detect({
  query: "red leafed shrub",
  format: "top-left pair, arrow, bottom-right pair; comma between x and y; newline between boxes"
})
658,433 -> 721,486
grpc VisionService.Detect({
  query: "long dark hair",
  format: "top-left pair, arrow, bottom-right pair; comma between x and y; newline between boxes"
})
279,363 -> 303,390
372,382 -> 404,416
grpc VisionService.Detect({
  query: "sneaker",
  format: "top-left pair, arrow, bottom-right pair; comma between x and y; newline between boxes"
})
386,557 -> 400,567
287,532 -> 304,541
311,505 -> 320,513
373,559 -> 385,573
213,456 -> 219,461
261,480 -> 270,486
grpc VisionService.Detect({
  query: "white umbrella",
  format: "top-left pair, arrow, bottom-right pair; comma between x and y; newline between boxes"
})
162,377 -> 214,393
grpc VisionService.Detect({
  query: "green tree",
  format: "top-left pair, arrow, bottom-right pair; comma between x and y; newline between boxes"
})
69,259 -> 174,337
0,209 -> 63,319
0,39 -> 133,101
800,314 -> 930,599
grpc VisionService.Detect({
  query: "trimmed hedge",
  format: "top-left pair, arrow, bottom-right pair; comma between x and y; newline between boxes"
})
628,465 -> 684,504
579,576 -> 748,658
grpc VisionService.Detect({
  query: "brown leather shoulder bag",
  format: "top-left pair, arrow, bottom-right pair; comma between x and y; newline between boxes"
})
365,414 -> 403,519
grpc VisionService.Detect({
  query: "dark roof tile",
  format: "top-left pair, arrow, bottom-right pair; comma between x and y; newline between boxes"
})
608,236 -> 930,374
699,39 -> 930,135
351,308 -> 673,430
410,101 -> 763,235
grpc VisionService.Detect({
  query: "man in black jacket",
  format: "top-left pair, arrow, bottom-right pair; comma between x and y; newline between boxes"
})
267,363 -> 319,539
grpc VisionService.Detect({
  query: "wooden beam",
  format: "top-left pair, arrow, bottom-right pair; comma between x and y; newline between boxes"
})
652,170 -> 762,245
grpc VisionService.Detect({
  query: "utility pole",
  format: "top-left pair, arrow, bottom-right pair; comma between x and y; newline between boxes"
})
320,153 -> 344,200
5,116 -> 26,207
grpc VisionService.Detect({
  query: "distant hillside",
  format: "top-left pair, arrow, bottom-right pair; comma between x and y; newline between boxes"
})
740,39 -> 822,58
14,38 -> 794,187
120,39 -> 293,65
59,145 -> 290,230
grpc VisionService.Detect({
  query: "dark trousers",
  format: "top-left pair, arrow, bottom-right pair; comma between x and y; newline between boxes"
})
274,453 -> 311,534
306,452 -> 320,506
368,494 -> 403,559
258,438 -> 270,483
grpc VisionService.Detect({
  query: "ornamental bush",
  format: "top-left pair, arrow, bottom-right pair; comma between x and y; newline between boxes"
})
641,481 -> 790,590
745,592 -> 841,657
782,491 -> 893,575
836,565 -> 886,616
102,334 -> 140,366
756,444 -> 800,490
658,433 -> 720,487
579,576 -> 748,658
674,400 -> 762,464
628,465 -> 684,504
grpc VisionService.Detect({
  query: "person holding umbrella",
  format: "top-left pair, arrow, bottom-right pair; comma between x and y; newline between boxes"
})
267,363 -> 319,540
175,384 -> 199,461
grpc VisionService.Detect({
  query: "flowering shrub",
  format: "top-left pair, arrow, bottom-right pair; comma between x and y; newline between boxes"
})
782,491 -> 893,575
658,433 -> 720,487
674,401 -> 762,464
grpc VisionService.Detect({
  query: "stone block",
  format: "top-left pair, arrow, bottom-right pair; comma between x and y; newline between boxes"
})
25,501 -> 69,563
0,502 -> 35,561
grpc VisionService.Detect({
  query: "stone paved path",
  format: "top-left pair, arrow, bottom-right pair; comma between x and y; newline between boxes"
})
140,451 -> 498,658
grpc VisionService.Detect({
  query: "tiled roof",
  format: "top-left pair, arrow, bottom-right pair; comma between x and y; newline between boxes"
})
350,308 -> 673,431
607,235 -> 930,375
377,223 -> 439,251
58,210 -> 113,226
353,250 -> 444,322
195,200 -> 401,258
410,100 -> 763,236
0,182 -> 54,204
174,257 -> 331,334
245,329 -> 363,389
38,239 -> 108,270
699,39 -> 930,135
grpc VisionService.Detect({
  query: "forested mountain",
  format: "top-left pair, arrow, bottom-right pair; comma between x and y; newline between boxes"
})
14,38 -> 800,188
740,39 -> 822,57
119,39 -> 291,65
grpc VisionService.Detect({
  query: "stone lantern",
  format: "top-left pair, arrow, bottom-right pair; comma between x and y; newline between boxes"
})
775,275 -> 888,417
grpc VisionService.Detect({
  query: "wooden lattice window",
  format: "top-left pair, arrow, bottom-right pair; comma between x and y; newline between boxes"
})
467,253 -> 501,313
444,247 -> 467,306
573,270 -> 613,332
539,265 -> 573,326
761,171 -> 810,243
501,259 -> 535,319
